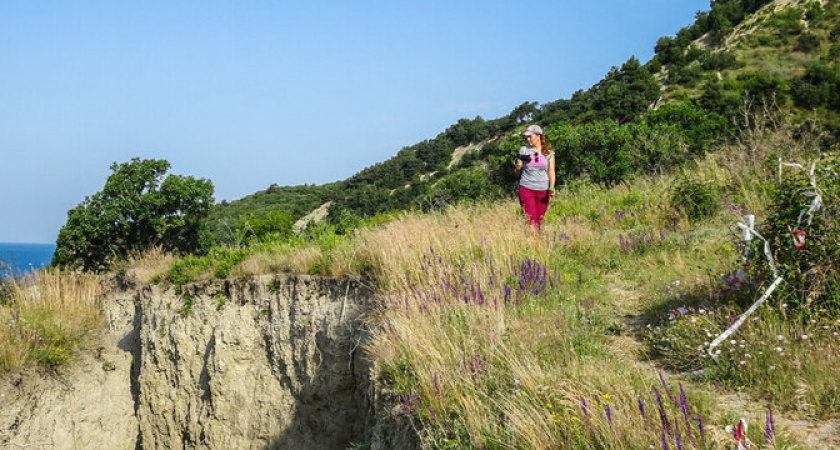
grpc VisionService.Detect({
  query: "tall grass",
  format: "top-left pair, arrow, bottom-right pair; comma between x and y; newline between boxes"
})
127,116 -> 829,446
0,269 -> 102,370
126,245 -> 176,285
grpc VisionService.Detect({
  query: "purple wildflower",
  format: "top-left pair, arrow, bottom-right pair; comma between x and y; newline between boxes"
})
403,395 -> 412,419
766,405 -> 776,447
698,414 -> 705,446
661,432 -> 669,450
638,398 -> 649,430
653,387 -> 671,435
605,404 -> 614,431
659,372 -> 677,405
674,418 -> 683,450
413,392 -> 420,412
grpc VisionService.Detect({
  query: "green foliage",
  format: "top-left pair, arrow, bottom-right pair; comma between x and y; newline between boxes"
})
794,31 -> 821,53
238,209 -> 294,243
547,119 -> 693,186
429,167 -> 501,208
214,292 -> 227,311
52,158 -> 214,272
760,155 -> 840,311
180,294 -> 195,317
167,246 -> 246,287
828,43 -> 840,61
668,62 -> 704,87
791,62 -> 840,110
642,102 -> 731,154
208,183 -> 328,245
589,57 -> 662,124
766,7 -> 804,40
699,49 -> 741,71
548,120 -> 633,185
804,1 -> 824,23
669,179 -> 720,221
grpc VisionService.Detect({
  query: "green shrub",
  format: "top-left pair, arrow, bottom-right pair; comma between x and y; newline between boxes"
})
430,167 -> 501,207
759,154 -> 840,311
767,8 -> 804,38
669,179 -> 720,222
642,102 -> 731,154
700,49 -> 740,71
804,1 -> 824,23
166,246 -> 247,286
668,62 -> 704,87
828,43 -> 840,61
794,32 -> 821,53
548,120 -> 635,186
791,62 -> 840,110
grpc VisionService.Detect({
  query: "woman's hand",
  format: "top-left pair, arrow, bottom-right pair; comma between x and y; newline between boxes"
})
514,159 -> 523,171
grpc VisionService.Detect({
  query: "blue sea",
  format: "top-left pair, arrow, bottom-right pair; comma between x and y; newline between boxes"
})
0,242 -> 56,278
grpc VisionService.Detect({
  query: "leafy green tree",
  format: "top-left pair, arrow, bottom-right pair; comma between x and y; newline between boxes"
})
509,102 -> 539,124
238,210 -> 294,242
643,102 -> 731,153
548,120 -> 635,185
429,167 -> 500,208
792,62 -> 840,109
591,57 -> 661,124
52,158 -> 214,271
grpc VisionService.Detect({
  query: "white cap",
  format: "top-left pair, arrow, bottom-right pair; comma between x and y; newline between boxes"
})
522,124 -> 543,136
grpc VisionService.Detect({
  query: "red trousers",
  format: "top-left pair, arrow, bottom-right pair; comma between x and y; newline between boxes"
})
519,186 -> 550,230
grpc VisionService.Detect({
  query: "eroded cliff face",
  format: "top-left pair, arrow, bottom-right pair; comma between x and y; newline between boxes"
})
0,273 -> 417,450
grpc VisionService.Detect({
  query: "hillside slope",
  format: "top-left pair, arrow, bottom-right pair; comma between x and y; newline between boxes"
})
209,0 -> 839,246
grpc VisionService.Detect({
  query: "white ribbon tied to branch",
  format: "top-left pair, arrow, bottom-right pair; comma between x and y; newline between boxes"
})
708,218 -> 783,362
779,159 -> 823,230
709,160 -> 825,362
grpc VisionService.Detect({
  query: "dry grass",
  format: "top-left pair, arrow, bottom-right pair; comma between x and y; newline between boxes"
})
0,269 -> 102,371
233,247 -> 324,277
352,200 -> 564,291
126,245 -> 176,285
356,128 -> 825,447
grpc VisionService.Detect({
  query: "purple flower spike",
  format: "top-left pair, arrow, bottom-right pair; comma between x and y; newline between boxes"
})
403,395 -> 412,419
767,405 -> 776,447
639,398 -> 649,430
659,372 -> 677,405
413,392 -> 420,412
698,414 -> 706,445
661,432 -> 669,450
653,387 -> 671,435
605,404 -> 613,430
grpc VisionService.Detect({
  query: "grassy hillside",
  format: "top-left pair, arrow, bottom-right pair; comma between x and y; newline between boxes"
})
6,0 -> 840,448
209,0 -> 840,244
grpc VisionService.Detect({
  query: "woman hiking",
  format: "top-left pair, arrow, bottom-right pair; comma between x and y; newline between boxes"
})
513,124 -> 555,231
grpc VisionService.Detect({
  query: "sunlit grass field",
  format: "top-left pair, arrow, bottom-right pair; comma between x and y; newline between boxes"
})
1,123 -> 836,448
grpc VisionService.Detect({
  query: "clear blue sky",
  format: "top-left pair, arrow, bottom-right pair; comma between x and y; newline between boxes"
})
0,1 -> 709,243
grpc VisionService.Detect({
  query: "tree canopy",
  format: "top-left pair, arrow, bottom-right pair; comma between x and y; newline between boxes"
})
52,158 -> 214,271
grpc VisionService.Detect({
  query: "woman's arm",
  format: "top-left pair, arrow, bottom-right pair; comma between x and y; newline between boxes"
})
548,155 -> 556,194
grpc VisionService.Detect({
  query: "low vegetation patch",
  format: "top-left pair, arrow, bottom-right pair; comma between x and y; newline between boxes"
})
0,269 -> 102,370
